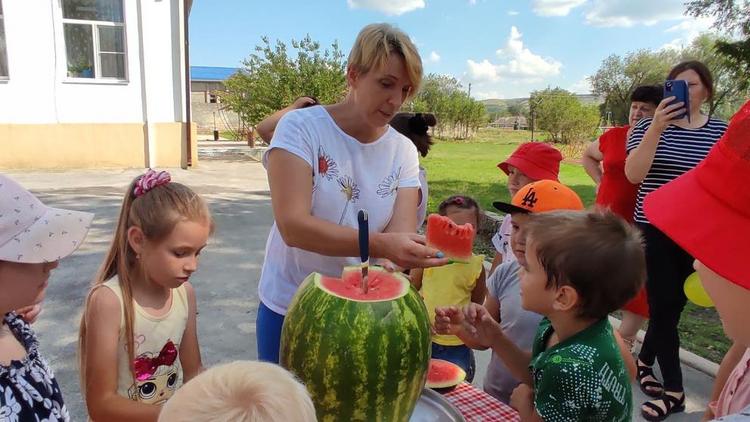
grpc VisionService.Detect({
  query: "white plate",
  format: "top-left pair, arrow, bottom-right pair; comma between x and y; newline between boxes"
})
410,388 -> 465,422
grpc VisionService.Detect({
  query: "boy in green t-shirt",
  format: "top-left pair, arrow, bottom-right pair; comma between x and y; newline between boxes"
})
435,210 -> 644,421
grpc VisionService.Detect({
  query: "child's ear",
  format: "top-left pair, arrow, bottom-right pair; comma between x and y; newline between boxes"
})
552,285 -> 580,312
127,226 -> 146,256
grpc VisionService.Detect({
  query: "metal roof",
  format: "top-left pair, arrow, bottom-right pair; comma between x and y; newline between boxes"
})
190,66 -> 239,82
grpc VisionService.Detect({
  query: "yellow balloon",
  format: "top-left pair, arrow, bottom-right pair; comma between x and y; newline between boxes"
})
684,272 -> 714,308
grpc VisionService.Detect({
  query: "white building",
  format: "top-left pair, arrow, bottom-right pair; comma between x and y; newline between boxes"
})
0,0 -> 197,169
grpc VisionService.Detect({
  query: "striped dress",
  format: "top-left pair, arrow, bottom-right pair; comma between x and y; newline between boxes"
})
626,117 -> 728,224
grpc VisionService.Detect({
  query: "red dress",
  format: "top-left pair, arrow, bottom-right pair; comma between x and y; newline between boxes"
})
596,126 -> 649,317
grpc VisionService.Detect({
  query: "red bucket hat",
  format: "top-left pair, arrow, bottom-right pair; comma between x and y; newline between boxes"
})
498,142 -> 562,182
644,100 -> 750,289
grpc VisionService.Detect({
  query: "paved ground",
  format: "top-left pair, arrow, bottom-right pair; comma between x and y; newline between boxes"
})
5,150 -> 715,420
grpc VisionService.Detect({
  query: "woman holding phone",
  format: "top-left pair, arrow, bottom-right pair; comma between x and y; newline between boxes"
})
625,60 -> 728,421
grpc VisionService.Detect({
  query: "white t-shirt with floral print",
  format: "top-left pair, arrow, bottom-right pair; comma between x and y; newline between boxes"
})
259,106 -> 421,315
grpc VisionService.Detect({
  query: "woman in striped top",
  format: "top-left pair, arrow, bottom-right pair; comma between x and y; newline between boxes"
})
625,60 -> 728,421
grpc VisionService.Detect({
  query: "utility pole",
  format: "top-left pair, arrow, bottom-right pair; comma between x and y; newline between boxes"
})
467,83 -> 472,98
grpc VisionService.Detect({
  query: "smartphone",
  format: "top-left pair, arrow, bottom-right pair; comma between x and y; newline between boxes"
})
664,79 -> 690,122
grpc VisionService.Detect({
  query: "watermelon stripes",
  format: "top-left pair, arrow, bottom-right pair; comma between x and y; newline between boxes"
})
281,270 -> 432,422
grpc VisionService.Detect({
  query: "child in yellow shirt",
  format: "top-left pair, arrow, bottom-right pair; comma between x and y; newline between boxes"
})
411,195 -> 486,381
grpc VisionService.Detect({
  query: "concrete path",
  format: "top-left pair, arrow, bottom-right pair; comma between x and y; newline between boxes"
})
4,152 -> 716,420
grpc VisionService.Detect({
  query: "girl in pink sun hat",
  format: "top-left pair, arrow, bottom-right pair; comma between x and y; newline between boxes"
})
489,142 -> 562,275
0,174 -> 94,421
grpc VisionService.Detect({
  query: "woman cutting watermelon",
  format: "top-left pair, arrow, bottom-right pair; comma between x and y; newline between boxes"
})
258,23 -> 448,363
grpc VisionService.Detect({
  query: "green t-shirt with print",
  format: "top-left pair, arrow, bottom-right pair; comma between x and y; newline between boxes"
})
529,317 -> 632,421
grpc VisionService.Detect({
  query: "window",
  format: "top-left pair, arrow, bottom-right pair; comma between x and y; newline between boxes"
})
0,1 -> 8,78
62,0 -> 125,80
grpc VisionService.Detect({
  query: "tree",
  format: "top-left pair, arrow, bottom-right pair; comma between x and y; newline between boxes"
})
407,74 -> 486,139
686,0 -> 750,95
222,35 -> 347,126
530,88 -> 600,143
680,33 -> 748,118
589,50 -> 677,124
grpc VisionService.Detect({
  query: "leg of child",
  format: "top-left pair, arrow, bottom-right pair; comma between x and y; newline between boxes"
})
256,301 -> 285,363
619,310 -> 646,350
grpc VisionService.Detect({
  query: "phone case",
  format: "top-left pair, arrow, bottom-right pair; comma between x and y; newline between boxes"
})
664,80 -> 690,123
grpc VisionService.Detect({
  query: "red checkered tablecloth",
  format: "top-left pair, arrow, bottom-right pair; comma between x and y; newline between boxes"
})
442,382 -> 520,421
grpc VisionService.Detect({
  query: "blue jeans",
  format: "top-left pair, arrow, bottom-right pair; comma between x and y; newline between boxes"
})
432,343 -> 476,382
256,301 -> 285,363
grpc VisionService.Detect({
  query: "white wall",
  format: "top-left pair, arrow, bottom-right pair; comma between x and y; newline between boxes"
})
0,0 -> 185,125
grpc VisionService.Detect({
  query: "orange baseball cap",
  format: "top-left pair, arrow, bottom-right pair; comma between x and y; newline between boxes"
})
493,180 -> 584,214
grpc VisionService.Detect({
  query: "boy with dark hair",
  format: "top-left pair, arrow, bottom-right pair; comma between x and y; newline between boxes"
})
436,210 -> 644,421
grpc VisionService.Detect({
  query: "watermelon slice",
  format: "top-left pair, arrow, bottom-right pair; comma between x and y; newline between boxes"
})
425,359 -> 466,389
426,213 -> 475,262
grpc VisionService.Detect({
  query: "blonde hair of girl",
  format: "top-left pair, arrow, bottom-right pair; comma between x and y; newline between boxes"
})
78,172 -> 213,390
158,361 -> 317,422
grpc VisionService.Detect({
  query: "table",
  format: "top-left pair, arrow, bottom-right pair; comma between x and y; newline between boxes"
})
443,382 -> 520,421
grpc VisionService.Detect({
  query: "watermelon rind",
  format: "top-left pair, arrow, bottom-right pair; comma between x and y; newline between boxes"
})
281,270 -> 432,422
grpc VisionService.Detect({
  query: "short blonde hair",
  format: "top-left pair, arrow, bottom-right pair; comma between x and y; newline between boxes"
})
158,361 -> 317,422
348,23 -> 423,100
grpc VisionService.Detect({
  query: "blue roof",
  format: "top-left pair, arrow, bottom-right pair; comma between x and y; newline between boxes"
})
190,66 -> 239,82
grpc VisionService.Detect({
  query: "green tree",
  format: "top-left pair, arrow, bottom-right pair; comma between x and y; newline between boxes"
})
222,35 -> 346,126
531,88 -> 600,143
680,33 -> 748,119
589,50 -> 676,124
686,0 -> 750,91
407,74 -> 486,139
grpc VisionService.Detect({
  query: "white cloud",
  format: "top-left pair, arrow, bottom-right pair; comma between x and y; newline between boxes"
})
347,0 -> 425,16
468,0 -> 477,5
493,26 -> 562,80
569,75 -> 592,94
429,51 -> 441,63
508,10 -> 520,16
660,16 -> 715,50
584,0 -> 685,27
467,59 -> 499,82
532,0 -> 587,17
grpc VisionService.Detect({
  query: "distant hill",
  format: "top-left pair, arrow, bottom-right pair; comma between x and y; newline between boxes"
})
481,94 -> 604,115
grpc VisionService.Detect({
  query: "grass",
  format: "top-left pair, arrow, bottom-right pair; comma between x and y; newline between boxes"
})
422,127 -> 730,363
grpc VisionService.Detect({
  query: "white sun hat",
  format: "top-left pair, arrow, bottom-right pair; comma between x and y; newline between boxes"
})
0,174 -> 93,263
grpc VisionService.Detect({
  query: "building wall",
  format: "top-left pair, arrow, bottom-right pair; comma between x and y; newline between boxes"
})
0,0 -> 193,169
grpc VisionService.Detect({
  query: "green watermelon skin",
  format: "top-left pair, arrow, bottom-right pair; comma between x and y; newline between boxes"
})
280,270 -> 432,422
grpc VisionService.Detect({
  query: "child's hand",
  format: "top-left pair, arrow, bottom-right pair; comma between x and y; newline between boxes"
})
16,304 -> 42,325
462,303 -> 502,348
510,383 -> 536,416
433,306 -> 465,335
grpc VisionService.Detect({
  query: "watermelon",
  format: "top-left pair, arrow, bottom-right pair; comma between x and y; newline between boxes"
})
426,213 -> 475,262
425,359 -> 466,389
280,266 -> 432,422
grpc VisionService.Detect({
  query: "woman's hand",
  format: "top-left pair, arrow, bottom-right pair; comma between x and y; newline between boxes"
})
372,232 -> 448,270
651,97 -> 686,132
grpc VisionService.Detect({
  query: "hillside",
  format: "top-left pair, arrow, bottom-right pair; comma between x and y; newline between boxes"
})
481,94 -> 604,115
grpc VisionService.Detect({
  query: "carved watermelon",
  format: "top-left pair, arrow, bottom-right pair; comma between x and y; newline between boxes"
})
426,213 -> 475,262
280,266 -> 432,422
425,359 -> 466,389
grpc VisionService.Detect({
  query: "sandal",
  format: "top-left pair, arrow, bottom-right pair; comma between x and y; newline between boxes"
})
641,392 -> 685,421
637,360 -> 664,398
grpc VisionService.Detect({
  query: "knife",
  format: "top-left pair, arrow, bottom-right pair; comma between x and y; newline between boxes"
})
357,210 -> 369,294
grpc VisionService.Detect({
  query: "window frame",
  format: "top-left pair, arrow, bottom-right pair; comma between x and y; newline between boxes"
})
61,0 -> 128,82
0,0 -> 8,80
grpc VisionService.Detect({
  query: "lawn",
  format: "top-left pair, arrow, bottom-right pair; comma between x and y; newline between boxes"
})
422,127 -> 730,363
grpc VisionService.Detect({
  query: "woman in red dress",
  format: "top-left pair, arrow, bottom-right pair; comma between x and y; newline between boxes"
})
582,85 -> 662,349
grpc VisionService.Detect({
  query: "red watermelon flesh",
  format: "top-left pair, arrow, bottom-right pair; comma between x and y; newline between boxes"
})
319,266 -> 410,302
426,359 -> 466,389
426,213 -> 475,262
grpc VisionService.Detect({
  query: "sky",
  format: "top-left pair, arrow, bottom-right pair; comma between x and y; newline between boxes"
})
188,0 -> 716,100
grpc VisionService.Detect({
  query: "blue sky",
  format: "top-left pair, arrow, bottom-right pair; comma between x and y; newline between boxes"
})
189,0 -> 715,100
